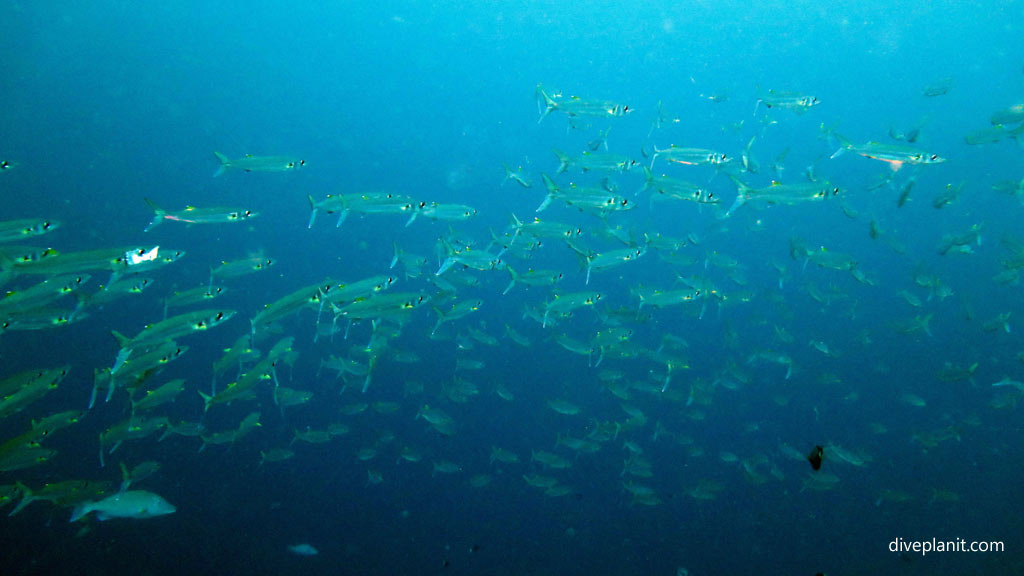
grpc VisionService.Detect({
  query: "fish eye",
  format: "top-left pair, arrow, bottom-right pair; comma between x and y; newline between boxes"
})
299,160 -> 306,166
215,312 -> 224,320
930,154 -> 938,160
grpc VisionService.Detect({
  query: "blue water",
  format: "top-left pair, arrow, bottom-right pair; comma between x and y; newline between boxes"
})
3,2 -> 1024,575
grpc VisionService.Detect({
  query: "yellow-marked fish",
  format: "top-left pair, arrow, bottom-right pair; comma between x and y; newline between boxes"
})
406,202 -> 477,227
162,285 -> 226,315
502,163 -> 532,188
0,366 -> 68,420
0,219 -> 59,245
535,85 -> 630,123
213,151 -> 304,177
542,291 -> 602,327
432,299 -> 482,335
335,292 -> 431,321
209,254 -> 274,281
726,176 -> 840,216
111,309 -> 235,374
144,199 -> 257,232
130,379 -> 187,414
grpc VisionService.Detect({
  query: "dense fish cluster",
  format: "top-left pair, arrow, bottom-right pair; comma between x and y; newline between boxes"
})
2,80 -> 1024,544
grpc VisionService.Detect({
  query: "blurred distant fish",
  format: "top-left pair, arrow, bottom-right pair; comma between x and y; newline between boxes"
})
990,103 -> 1024,126
922,77 -> 952,97
288,543 -> 318,556
212,151 -> 304,177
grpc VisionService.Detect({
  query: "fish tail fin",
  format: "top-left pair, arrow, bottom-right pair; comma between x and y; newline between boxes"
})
213,151 -> 230,177
198,390 -> 213,412
535,84 -> 557,123
143,198 -> 165,232
436,257 -> 455,276
111,330 -> 130,348
119,461 -> 131,493
538,173 -> 558,211
502,265 -> 518,296
110,346 -> 131,375
8,482 -> 35,517
725,193 -> 746,217
640,166 -> 655,195
820,125 -> 849,158
390,242 -> 401,269
306,195 -> 318,228
69,502 -> 92,523
552,149 -> 571,174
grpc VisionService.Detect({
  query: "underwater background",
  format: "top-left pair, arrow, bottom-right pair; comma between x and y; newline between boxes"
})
2,2 -> 1024,575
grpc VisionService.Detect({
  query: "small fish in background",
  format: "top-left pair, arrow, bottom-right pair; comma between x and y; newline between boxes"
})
212,151 -> 305,177
922,77 -> 952,97
288,543 -> 319,556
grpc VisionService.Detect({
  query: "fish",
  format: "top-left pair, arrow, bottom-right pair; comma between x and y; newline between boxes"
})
640,167 -> 718,205
807,445 -> 824,471
648,145 -> 730,169
542,291 -> 602,327
287,543 -> 319,556
990,103 -> 1024,126
991,376 -> 1024,393
406,202 -> 477,227
144,199 -> 257,232
535,85 -> 630,123
726,177 -> 840,216
755,88 -> 820,114
826,130 -> 946,170
69,490 -> 176,522
0,219 -> 60,245
212,151 -> 304,177
502,163 -> 532,188
553,149 -> 636,174
922,77 -> 953,97
111,309 -> 235,374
